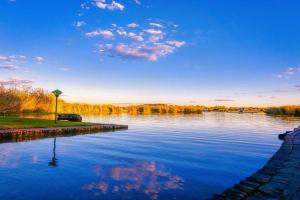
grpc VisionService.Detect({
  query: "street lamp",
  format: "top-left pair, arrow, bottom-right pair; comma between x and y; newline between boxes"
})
52,89 -> 62,124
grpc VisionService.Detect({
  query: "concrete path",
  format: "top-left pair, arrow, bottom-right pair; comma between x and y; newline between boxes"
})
212,126 -> 300,200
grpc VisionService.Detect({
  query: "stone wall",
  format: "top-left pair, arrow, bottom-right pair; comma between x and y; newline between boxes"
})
0,124 -> 128,142
212,126 -> 300,200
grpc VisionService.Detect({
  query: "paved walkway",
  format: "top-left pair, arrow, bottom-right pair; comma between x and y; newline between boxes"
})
0,124 -> 128,141
212,126 -> 300,199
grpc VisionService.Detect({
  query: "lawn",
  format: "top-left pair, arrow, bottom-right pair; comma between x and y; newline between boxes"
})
0,116 -> 93,129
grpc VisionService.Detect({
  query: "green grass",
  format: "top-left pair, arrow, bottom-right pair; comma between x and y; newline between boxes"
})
0,116 -> 93,129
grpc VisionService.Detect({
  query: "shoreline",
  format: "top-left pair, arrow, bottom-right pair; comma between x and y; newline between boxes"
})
0,124 -> 128,141
212,125 -> 300,199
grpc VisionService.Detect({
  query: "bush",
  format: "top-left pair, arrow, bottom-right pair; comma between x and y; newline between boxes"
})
266,106 -> 300,116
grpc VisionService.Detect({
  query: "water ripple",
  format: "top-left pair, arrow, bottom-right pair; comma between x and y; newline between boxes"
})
0,113 -> 299,200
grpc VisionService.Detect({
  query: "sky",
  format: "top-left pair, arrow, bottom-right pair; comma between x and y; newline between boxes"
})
0,0 -> 300,106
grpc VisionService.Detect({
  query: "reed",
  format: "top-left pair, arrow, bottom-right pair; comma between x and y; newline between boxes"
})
0,86 -> 203,115
266,106 -> 300,116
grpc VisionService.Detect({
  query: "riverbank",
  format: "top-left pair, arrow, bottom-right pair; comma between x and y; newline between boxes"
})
0,116 -> 93,129
0,117 -> 128,141
212,125 -> 300,199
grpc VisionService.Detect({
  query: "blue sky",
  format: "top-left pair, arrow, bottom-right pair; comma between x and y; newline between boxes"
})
1,0 -> 300,106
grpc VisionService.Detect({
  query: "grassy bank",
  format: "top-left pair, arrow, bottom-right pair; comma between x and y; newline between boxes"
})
0,116 -> 92,129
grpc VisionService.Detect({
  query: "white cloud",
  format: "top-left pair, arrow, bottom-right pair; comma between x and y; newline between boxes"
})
166,40 -> 186,47
272,89 -> 289,93
144,29 -> 163,35
116,29 -> 127,36
86,29 -> 114,39
59,67 -> 70,71
84,19 -> 185,61
104,43 -> 159,61
276,67 -> 300,79
285,67 -> 296,75
0,56 -> 8,62
133,0 -> 141,5
149,23 -> 163,28
94,0 -> 125,11
74,21 -> 86,28
148,36 -> 161,43
127,23 -> 139,28
276,74 -> 283,79
0,55 -> 26,69
0,64 -> 18,70
214,99 -> 235,102
81,3 -> 90,9
124,32 -> 144,42
99,42 -> 183,61
0,55 -> 16,62
35,56 -> 45,64
0,78 -> 34,86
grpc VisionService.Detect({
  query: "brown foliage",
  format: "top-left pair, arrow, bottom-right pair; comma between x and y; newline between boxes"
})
0,87 -> 203,115
266,106 -> 300,116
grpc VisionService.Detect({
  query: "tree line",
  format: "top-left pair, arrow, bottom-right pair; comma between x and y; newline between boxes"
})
206,106 -> 265,113
0,87 -> 203,115
265,106 -> 300,116
0,86 -> 299,116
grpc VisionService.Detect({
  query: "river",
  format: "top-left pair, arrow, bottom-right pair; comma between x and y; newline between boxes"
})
0,112 -> 300,200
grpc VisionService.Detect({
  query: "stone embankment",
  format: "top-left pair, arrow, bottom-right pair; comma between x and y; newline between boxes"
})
0,124 -> 128,142
212,126 -> 300,200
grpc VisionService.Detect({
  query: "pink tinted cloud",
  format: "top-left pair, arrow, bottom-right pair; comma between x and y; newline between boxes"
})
127,23 -> 139,28
35,56 -> 45,64
99,42 -> 182,61
0,78 -> 34,86
124,32 -> 144,42
86,29 -> 114,39
0,64 -> 19,70
144,29 -> 163,35
276,67 -> 300,79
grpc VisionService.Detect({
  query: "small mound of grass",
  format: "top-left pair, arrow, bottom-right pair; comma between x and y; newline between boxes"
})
0,116 -> 93,129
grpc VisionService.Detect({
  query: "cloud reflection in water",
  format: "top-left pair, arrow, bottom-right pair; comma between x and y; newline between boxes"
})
82,161 -> 184,200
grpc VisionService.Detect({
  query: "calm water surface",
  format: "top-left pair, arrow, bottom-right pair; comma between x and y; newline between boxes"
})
1,113 -> 300,200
